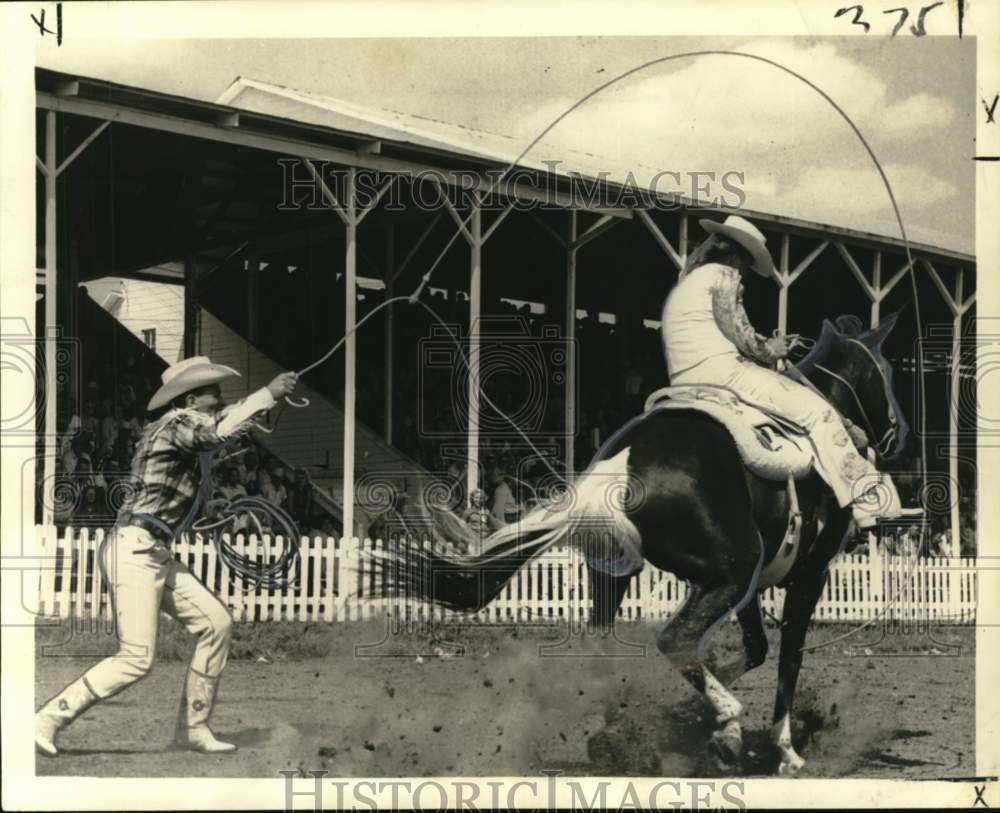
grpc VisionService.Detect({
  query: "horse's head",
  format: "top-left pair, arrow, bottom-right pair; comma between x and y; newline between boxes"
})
795,310 -> 909,462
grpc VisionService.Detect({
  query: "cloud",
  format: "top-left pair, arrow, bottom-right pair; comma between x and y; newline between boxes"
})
788,163 -> 959,215
883,92 -> 957,135
511,40 -> 954,173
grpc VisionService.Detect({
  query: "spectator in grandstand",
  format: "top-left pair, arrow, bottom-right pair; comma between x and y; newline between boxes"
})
242,449 -> 262,494
81,400 -> 99,438
960,526 -> 976,558
489,461 -> 522,526
286,467 -> 314,528
319,516 -> 337,538
461,488 -> 500,554
99,396 -> 119,458
257,468 -> 287,509
217,467 -> 248,503
72,484 -> 110,528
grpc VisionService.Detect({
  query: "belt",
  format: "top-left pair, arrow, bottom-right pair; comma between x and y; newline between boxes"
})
116,513 -> 174,545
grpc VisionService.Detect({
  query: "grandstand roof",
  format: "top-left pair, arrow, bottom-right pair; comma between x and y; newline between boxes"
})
37,67 -> 975,265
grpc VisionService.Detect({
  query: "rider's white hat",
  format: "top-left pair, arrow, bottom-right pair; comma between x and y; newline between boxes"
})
699,215 -> 775,278
148,356 -> 241,411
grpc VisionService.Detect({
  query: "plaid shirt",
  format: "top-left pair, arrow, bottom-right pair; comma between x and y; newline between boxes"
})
118,388 -> 274,535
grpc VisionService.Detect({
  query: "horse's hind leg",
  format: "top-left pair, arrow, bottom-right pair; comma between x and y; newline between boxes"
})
587,564 -> 634,632
656,580 -> 758,765
715,594 -> 768,687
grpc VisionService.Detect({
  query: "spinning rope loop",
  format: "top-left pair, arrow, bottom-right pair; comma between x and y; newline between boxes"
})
241,50 -> 931,643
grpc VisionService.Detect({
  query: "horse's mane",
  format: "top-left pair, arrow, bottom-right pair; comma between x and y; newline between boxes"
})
794,313 -> 895,377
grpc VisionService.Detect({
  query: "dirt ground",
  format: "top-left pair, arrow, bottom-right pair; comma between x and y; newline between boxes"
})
34,619 -> 974,779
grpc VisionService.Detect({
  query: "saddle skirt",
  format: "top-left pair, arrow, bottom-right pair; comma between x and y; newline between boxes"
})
643,384 -> 814,480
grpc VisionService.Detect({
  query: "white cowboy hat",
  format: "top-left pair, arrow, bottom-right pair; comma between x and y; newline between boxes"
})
148,356 -> 241,411
698,215 -> 775,278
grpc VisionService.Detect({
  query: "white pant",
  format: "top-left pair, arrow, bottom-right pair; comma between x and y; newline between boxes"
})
673,354 -> 876,507
82,526 -> 233,699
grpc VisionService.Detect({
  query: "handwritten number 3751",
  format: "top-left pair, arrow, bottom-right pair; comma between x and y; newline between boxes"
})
835,3 -> 943,36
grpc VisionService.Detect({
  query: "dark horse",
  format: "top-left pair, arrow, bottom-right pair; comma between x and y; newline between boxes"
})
380,311 -> 909,776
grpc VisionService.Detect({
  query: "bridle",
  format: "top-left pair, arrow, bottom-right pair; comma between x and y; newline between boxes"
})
794,337 -> 899,459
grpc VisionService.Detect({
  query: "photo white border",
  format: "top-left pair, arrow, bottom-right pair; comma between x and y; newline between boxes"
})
2,1 -> 997,808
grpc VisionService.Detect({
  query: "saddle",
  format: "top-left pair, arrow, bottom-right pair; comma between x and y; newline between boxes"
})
642,383 -> 812,588
643,384 -> 814,481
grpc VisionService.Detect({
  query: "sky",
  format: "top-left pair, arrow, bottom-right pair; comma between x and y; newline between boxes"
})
38,36 -> 976,253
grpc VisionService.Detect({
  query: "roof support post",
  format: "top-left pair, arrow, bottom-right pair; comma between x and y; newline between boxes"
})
383,223 -> 395,445
923,259 -> 976,558
42,111 -> 57,526
678,214 -> 688,263
777,234 -> 790,335
565,210 -> 578,476
467,205 -> 482,503
871,251 -> 882,327
342,168 -> 358,539
948,270 -> 963,558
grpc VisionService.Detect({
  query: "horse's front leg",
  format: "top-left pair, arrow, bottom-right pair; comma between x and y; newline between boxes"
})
657,581 -> 759,768
772,567 -> 828,776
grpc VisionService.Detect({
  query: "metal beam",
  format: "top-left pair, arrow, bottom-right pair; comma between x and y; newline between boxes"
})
530,213 -> 566,249
923,259 -> 960,317
787,239 -> 829,285
835,241 -> 875,301
355,177 -> 394,226
572,213 -> 621,251
35,155 -> 48,177
426,175 -> 472,244
876,258 -> 915,302
303,159 -> 349,226
678,214 -> 688,264
482,203 -> 515,243
634,208 -> 683,270
56,120 -> 110,177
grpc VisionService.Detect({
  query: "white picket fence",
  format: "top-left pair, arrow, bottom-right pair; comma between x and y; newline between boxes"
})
31,525 -> 978,628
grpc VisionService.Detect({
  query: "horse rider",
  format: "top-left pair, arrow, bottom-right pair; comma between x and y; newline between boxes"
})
661,214 -> 922,529
35,357 -> 298,756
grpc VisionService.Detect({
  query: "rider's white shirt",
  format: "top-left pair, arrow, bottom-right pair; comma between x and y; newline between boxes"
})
661,263 -> 740,378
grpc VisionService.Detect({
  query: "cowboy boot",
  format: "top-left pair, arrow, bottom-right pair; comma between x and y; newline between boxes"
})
35,678 -> 101,756
851,475 -> 924,529
174,669 -> 237,753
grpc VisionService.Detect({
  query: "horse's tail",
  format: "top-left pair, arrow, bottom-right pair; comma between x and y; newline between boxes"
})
371,448 -> 643,612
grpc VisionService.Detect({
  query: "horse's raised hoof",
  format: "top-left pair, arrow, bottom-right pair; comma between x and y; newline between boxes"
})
708,720 -> 743,770
776,750 -> 806,777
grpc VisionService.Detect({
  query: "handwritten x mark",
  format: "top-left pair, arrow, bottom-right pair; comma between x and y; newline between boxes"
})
974,785 -> 989,808
984,95 -> 999,125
